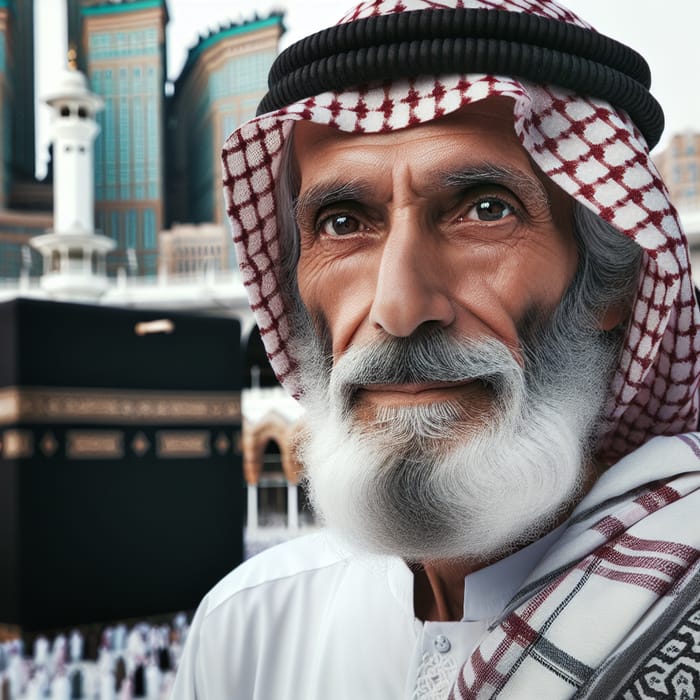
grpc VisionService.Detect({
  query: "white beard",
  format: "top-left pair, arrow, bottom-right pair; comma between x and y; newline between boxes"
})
293,305 -> 617,564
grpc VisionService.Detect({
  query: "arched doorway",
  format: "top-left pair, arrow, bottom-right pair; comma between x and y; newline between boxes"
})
242,413 -> 310,533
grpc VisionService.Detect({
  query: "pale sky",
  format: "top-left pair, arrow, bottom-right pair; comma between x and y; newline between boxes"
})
34,0 -> 700,175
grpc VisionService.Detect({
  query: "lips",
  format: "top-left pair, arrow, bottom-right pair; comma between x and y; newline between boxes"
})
360,380 -> 476,395
352,379 -> 488,409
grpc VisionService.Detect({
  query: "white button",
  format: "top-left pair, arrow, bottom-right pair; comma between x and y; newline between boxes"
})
434,634 -> 451,653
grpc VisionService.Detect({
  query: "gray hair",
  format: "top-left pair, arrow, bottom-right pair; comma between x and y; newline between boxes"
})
274,130 -> 642,328
569,203 -> 641,328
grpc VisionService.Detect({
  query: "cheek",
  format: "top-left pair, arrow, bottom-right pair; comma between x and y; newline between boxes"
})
446,233 -> 578,352
516,242 -> 577,304
297,253 -> 377,356
504,235 -> 578,322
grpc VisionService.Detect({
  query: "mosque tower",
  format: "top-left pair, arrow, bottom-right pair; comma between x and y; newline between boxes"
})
30,49 -> 115,300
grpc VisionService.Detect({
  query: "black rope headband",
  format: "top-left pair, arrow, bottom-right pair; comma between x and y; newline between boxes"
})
257,8 -> 664,147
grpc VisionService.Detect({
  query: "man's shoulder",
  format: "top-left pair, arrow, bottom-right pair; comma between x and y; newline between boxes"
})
202,530 -> 357,615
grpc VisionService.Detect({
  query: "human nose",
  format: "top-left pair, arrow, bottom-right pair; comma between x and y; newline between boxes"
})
369,223 -> 455,337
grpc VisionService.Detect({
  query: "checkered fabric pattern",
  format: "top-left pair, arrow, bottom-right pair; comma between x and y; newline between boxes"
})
449,432 -> 700,699
221,0 -> 700,463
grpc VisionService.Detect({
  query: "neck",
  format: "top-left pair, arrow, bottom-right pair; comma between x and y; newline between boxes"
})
409,462 -> 603,623
411,559 -> 477,622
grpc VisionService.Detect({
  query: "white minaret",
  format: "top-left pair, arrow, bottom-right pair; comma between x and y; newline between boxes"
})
31,49 -> 115,300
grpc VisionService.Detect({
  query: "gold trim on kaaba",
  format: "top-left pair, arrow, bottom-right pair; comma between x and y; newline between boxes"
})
67,430 -> 125,459
2,429 -> 33,459
0,387 -> 241,425
131,431 -> 151,457
157,430 -> 211,458
214,431 -> 231,455
40,431 -> 59,457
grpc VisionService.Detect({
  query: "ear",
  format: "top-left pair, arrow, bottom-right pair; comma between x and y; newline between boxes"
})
597,302 -> 630,332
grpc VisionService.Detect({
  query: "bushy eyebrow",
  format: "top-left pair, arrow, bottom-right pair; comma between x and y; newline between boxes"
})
293,164 -> 550,229
441,165 -> 550,210
294,180 -> 371,231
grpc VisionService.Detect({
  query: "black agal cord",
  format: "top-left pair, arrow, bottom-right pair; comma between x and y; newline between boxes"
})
257,8 -> 663,147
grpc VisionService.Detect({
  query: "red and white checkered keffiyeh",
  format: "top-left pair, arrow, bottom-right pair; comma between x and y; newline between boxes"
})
221,0 -> 700,463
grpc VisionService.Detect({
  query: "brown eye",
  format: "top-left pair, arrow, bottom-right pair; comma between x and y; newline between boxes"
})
320,214 -> 364,236
463,198 -> 514,222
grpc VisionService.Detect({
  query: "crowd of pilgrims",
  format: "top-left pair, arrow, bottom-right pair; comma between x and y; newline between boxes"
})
0,615 -> 189,699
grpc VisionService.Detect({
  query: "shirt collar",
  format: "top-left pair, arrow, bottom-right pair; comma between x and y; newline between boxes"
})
461,524 -> 565,622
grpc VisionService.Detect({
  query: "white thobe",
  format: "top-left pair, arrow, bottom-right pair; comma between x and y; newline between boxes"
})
170,527 -> 562,700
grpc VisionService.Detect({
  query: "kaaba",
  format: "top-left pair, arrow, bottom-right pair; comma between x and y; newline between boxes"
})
0,297 -> 244,632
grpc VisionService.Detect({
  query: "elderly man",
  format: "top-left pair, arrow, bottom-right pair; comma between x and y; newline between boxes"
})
171,0 -> 700,698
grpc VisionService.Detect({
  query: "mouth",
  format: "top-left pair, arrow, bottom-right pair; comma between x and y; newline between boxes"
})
354,379 -> 485,406
362,379 -> 475,393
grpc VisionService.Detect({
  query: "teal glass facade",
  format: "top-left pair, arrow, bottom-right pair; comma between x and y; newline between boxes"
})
0,221 -> 46,277
91,61 -> 160,204
168,16 -> 283,267
83,0 -> 166,276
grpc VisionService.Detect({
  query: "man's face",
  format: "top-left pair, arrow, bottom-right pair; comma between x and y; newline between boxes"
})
289,98 -> 615,563
294,98 -> 578,427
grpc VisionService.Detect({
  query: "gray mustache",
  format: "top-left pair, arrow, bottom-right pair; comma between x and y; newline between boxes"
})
330,328 -> 522,395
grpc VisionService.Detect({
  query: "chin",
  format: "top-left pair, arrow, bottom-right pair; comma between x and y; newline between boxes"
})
301,396 -> 590,563
294,309 -> 612,562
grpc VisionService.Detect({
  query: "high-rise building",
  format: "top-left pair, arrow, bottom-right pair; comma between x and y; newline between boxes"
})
8,0 -> 35,183
654,132 -> 700,212
0,2 -> 13,209
79,0 -> 169,275
167,14 -> 284,267
0,2 -> 284,280
0,0 -> 50,279
654,133 -> 700,281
